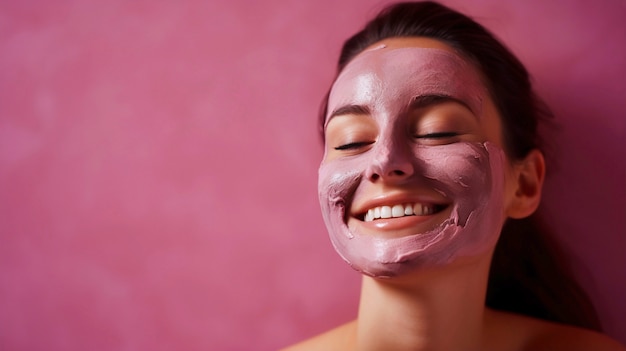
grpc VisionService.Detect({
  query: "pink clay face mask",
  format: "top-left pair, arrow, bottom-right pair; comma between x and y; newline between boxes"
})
318,47 -> 507,277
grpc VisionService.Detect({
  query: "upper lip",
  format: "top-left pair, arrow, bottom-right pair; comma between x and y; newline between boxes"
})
350,191 -> 451,218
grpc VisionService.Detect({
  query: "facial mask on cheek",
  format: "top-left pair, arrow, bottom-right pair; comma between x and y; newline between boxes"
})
318,142 -> 506,278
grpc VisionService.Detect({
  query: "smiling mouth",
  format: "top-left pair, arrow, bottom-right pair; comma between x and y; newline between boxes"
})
359,203 -> 448,222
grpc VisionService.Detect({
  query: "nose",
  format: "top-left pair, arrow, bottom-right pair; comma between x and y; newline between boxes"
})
365,139 -> 415,183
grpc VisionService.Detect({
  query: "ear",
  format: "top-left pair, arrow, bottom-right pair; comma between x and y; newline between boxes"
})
506,149 -> 546,219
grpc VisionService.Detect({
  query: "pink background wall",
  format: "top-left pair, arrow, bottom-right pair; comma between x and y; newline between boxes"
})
1,0 -> 624,349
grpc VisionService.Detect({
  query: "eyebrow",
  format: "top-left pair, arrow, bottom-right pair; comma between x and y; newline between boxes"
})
328,104 -> 371,120
326,94 -> 474,124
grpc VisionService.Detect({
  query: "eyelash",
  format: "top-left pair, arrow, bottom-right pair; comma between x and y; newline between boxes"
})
334,141 -> 374,150
414,132 -> 459,139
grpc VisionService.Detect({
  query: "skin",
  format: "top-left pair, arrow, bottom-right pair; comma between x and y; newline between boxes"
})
282,37 -> 626,351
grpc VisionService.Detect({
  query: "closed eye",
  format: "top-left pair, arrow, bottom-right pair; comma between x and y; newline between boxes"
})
334,141 -> 375,150
414,132 -> 459,139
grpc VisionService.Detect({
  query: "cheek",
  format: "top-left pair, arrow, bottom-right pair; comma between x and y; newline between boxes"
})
318,157 -> 363,205
500,161 -> 520,212
417,144 -> 492,194
481,99 -> 508,150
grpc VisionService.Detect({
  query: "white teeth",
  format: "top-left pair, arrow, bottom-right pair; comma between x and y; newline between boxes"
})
365,209 -> 374,222
404,205 -> 414,216
362,203 -> 439,222
392,204 -> 405,218
380,206 -> 392,219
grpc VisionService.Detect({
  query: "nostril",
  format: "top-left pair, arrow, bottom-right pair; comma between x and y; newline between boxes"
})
366,155 -> 414,182
369,169 -> 408,181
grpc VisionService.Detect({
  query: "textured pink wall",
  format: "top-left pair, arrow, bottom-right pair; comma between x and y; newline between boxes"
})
0,1 -> 624,350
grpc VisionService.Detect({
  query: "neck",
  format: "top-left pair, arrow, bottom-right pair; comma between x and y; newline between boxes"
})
355,255 -> 492,351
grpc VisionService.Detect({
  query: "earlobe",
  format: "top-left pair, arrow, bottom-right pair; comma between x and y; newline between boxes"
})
507,149 -> 546,219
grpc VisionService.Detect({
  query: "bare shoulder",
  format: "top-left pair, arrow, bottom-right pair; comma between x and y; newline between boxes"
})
485,309 -> 626,351
280,320 -> 356,351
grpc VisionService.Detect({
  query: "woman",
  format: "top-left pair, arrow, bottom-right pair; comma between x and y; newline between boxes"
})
284,2 -> 625,350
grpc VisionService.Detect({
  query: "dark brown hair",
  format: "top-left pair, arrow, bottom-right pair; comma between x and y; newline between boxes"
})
320,1 -> 601,331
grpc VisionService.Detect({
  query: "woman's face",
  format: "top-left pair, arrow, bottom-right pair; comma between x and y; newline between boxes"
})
318,37 -> 518,277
